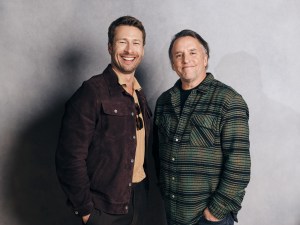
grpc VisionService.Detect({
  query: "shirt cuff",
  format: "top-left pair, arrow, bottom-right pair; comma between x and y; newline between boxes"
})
73,202 -> 94,217
207,200 -> 228,220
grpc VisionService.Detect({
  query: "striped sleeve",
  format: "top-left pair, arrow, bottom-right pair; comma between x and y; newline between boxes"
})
208,94 -> 251,219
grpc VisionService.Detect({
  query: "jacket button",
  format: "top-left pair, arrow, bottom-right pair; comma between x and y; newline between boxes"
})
130,159 -> 134,163
131,112 -> 134,116
114,109 -> 118,113
133,135 -> 136,139
74,211 -> 79,215
125,206 -> 128,210
129,183 -> 132,187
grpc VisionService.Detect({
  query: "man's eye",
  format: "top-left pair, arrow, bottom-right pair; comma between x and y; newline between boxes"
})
133,42 -> 140,45
176,54 -> 182,58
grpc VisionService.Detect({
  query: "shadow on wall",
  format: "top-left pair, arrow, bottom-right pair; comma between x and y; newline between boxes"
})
136,63 -> 160,111
215,52 -> 300,225
134,63 -> 168,225
3,46 -> 90,225
3,45 -> 168,225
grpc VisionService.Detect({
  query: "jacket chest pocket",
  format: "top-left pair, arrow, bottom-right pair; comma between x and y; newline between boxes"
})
190,115 -> 217,147
155,115 -> 173,143
101,101 -> 134,137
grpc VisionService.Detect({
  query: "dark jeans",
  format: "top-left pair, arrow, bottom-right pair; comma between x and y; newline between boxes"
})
84,180 -> 147,225
198,213 -> 234,225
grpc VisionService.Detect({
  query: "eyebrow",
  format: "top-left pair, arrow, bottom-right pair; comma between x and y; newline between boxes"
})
116,38 -> 142,42
189,48 -> 198,52
174,48 -> 198,54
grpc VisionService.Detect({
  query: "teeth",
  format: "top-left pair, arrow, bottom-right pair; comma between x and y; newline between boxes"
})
123,57 -> 134,61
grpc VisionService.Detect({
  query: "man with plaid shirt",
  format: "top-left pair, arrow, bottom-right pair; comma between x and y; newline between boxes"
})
153,30 -> 251,225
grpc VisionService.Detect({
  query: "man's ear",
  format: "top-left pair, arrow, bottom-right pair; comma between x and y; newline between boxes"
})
108,43 -> 112,54
171,61 -> 176,71
204,55 -> 208,68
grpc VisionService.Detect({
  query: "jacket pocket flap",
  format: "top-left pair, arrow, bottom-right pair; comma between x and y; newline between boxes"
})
102,101 -> 132,116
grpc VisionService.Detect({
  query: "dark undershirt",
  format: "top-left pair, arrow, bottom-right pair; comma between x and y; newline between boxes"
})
180,86 -> 195,114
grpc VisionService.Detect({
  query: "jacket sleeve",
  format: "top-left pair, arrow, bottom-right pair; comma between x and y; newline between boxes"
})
55,81 -> 98,216
208,94 -> 251,219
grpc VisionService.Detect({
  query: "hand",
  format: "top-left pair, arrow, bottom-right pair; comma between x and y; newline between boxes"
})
203,208 -> 220,222
82,214 -> 91,224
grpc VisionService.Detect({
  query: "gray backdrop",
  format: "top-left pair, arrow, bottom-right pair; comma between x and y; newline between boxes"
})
1,1 -> 300,225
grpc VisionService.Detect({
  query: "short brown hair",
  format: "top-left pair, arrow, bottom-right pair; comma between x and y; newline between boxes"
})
168,29 -> 209,63
108,16 -> 146,45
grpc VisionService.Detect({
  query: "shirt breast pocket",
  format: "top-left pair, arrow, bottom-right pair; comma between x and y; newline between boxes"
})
190,115 -> 217,147
155,115 -> 172,144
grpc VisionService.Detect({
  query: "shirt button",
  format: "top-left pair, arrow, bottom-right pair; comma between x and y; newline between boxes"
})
175,138 -> 179,142
74,211 -> 79,215
171,157 -> 175,161
131,112 -> 134,116
125,206 -> 128,210
131,159 -> 134,163
133,135 -> 136,139
129,183 -> 132,187
172,177 -> 175,180
114,109 -> 118,113
171,194 -> 175,198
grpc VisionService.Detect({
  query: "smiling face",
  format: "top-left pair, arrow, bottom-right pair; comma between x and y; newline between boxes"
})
171,36 -> 208,89
108,25 -> 144,76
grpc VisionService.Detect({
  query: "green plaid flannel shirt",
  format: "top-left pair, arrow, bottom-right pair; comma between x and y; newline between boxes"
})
153,73 -> 251,225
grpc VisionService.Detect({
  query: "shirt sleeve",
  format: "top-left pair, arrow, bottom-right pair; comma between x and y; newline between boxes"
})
55,81 -> 98,216
208,94 -> 251,219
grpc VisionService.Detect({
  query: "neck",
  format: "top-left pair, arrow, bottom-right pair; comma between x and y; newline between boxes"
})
181,73 -> 206,90
181,80 -> 202,90
112,64 -> 135,76
125,83 -> 135,96
124,76 -> 134,86
182,83 -> 197,90
111,67 -> 135,95
112,67 -> 135,84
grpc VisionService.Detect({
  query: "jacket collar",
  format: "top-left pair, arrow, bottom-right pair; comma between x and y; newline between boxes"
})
102,64 -> 143,98
102,64 -> 127,96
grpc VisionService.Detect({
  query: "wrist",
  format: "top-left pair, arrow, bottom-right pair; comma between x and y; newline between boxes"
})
82,214 -> 90,224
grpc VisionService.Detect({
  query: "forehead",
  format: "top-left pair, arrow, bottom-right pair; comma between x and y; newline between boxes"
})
114,25 -> 143,41
172,36 -> 204,53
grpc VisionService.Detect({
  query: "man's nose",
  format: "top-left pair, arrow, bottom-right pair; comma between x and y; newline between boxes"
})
124,43 -> 133,53
183,54 -> 190,63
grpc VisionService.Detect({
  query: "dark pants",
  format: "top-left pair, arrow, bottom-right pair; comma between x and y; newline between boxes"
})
85,180 -> 147,225
198,213 -> 234,225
